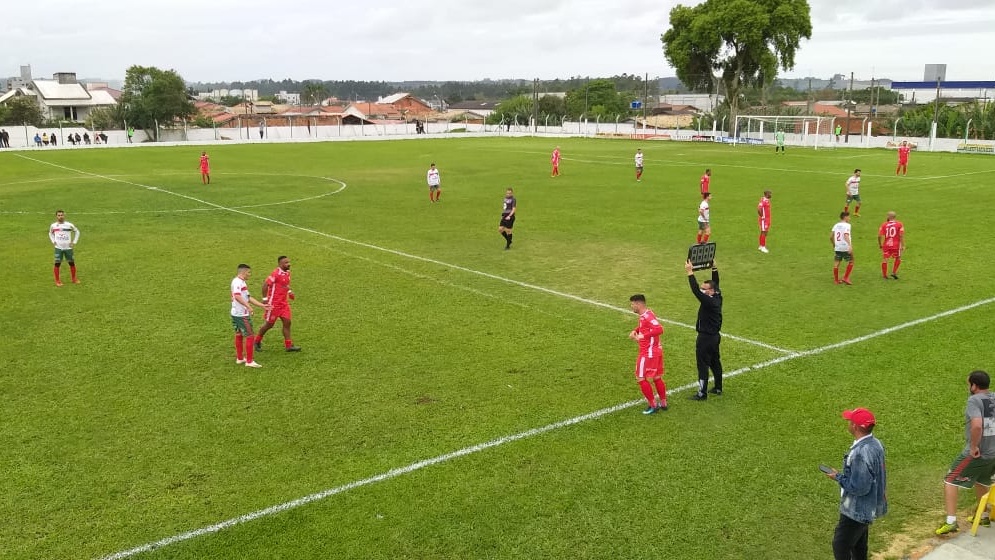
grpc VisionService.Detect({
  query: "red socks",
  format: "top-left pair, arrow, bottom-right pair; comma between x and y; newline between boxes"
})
246,336 -> 255,363
638,380 -> 656,407
893,258 -> 901,275
235,334 -> 244,360
844,262 -> 853,280
652,378 -> 668,406
833,267 -> 840,283
702,233 -> 710,243
70,265 -> 77,282
54,266 -> 60,283
284,339 -> 294,349
759,232 -> 767,247
881,262 -> 888,278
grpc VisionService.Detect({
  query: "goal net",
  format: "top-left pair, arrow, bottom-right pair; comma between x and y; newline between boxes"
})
735,115 -> 840,149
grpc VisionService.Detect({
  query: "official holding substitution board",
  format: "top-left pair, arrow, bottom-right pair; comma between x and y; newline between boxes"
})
686,258 -> 724,400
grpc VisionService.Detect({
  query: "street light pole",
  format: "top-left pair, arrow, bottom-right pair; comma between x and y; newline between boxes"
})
844,71 -> 854,144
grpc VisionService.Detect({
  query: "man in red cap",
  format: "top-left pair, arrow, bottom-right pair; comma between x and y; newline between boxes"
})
824,407 -> 888,560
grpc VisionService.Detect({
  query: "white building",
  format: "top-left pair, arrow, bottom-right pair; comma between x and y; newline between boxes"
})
275,90 -> 300,105
0,71 -> 117,122
659,94 -> 724,113
890,81 -> 995,104
196,88 -> 259,102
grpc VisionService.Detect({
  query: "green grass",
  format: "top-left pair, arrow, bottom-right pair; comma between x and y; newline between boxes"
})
2,138 -> 994,559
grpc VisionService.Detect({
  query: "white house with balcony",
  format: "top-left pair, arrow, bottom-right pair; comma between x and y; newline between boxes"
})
0,71 -> 117,122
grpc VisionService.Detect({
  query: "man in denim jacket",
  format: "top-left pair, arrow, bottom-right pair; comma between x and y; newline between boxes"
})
825,407 -> 888,560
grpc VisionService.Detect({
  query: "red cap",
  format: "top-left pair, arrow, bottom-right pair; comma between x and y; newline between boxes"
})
842,408 -> 876,428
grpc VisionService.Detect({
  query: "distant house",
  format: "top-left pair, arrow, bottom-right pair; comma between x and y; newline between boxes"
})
448,101 -> 499,117
378,93 -> 433,116
347,102 -> 403,120
0,71 -> 116,122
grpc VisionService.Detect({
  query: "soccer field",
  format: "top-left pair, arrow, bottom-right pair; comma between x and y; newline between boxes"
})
2,137 -> 994,559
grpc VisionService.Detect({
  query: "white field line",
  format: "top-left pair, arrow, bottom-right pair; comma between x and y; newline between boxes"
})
15,154 -> 793,355
0,172 -> 346,215
488,148 -> 995,182
97,294 -> 995,560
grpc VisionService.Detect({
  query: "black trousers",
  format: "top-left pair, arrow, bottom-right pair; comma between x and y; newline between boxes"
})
832,513 -> 869,560
695,332 -> 723,392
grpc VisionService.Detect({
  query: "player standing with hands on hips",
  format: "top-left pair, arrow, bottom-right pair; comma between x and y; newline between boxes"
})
49,210 -> 80,286
686,259 -> 723,400
757,190 -> 772,253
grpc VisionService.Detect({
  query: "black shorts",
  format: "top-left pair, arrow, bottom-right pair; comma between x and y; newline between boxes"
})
500,214 -> 515,229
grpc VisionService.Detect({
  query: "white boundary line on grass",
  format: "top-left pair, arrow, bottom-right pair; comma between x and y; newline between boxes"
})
14,154 -> 793,355
96,294 -> 995,560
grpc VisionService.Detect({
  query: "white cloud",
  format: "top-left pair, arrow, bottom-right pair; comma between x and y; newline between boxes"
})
1,0 -> 992,83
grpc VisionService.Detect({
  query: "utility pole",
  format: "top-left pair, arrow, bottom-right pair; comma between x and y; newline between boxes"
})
532,78 -> 539,133
643,72 -> 648,130
930,77 -> 942,149
806,78 -> 813,114
844,71 -> 854,143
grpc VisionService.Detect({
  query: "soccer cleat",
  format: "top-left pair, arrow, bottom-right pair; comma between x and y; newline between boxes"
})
642,406 -> 658,415
841,278 -> 853,285
854,213 -> 861,217
890,274 -> 899,280
935,521 -> 959,535
708,387 -> 723,395
244,361 -> 262,368
968,514 -> 991,527
286,346 -> 302,352
235,359 -> 246,365
758,246 -> 769,253
657,405 -> 668,412
55,281 -> 63,287
834,280 -> 841,285
689,392 -> 707,401
72,279 -> 80,284
254,340 -> 262,351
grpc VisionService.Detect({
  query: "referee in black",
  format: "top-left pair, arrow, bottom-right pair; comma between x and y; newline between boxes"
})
686,258 -> 724,400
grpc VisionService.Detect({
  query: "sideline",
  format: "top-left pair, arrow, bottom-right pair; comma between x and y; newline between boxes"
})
98,295 -> 995,559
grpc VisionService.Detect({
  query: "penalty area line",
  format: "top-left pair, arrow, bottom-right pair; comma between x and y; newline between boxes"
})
15,153 -> 793,355
96,294 -> 995,560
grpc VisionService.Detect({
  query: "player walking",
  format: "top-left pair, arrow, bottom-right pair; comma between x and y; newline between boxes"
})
499,188 -> 516,250
231,264 -> 270,368
49,210 -> 80,286
550,146 -> 561,177
832,212 -> 854,285
878,211 -> 905,280
634,149 -> 644,182
426,163 -> 441,203
696,192 -> 711,244
757,190 -> 772,253
896,141 -> 911,176
844,169 -> 862,217
700,168 -> 711,194
199,151 -> 211,184
255,255 -> 301,352
628,294 -> 667,414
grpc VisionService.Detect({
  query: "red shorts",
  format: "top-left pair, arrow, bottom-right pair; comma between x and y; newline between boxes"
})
882,246 -> 901,259
200,166 -> 210,173
634,354 -> 664,379
898,158 -> 908,165
759,220 -> 770,231
264,304 -> 291,323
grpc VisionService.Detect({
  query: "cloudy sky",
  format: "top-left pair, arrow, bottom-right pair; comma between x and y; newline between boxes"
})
3,0 -> 994,84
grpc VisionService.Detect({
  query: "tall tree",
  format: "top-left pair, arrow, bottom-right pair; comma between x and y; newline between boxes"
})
662,0 -> 812,135
120,65 -> 194,141
1,95 -> 44,126
564,79 -> 634,120
301,82 -> 330,106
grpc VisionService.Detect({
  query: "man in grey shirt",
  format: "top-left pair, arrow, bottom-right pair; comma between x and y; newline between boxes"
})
935,370 -> 995,535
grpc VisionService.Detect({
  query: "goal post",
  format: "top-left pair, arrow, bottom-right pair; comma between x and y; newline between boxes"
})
735,115 -> 839,149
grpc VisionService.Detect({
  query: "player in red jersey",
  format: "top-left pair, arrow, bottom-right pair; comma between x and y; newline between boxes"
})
629,294 -> 667,414
700,168 -> 711,194
757,190 -> 772,253
199,151 -> 211,184
896,141 -> 911,176
550,146 -> 561,177
878,211 -> 905,280
254,255 -> 302,352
